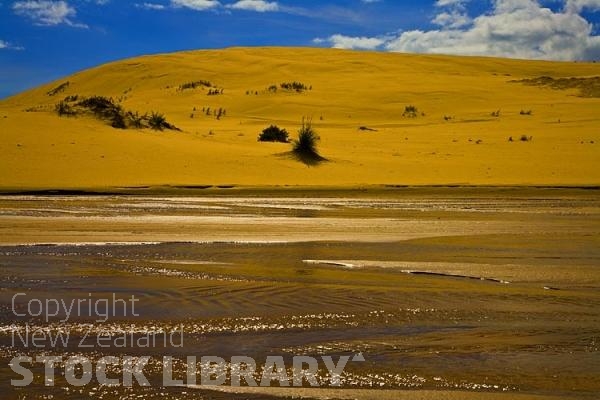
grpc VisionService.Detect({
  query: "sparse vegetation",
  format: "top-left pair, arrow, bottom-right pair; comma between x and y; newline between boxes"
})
47,82 -> 70,97
491,110 -> 501,117
24,106 -> 46,113
520,110 -> 533,115
77,96 -> 123,120
512,76 -> 600,98
111,111 -> 127,129
520,135 -> 533,142
280,82 -> 309,92
55,101 -> 75,116
198,106 -> 226,119
508,135 -> 534,142
207,88 -> 223,96
127,111 -> 146,128
359,126 -> 378,132
178,80 -> 212,91
148,112 -> 167,130
54,94 -> 179,131
258,125 -> 289,143
402,105 -> 420,118
292,118 -> 325,165
247,83 -> 310,96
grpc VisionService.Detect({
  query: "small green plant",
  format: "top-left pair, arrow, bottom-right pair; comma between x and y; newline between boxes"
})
178,80 -> 212,91
53,93 -> 179,131
148,112 -> 167,130
111,112 -> 127,129
258,125 -> 289,142
280,82 -> 309,92
359,126 -> 377,132
55,101 -> 75,117
127,111 -> 145,128
47,82 -> 70,97
402,105 -> 419,118
77,96 -> 121,118
520,135 -> 533,142
293,118 -> 320,157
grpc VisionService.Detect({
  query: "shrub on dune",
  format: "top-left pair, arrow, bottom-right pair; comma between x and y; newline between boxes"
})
148,112 -> 167,130
291,118 -> 326,165
293,119 -> 319,154
258,125 -> 289,142
402,105 -> 420,118
55,101 -> 75,117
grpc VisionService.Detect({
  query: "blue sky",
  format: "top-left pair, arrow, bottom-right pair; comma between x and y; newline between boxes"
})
1,0 -> 600,98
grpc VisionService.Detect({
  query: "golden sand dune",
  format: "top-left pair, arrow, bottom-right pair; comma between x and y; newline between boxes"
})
0,47 -> 599,189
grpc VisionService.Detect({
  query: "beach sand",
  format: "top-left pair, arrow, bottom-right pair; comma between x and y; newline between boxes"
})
1,192 -> 598,399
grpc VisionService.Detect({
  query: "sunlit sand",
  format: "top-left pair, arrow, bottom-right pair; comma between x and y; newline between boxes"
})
0,47 -> 599,189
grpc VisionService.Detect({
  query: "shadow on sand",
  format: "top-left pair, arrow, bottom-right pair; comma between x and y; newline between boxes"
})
277,151 -> 328,167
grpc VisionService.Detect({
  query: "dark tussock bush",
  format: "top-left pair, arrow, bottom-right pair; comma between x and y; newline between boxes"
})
520,135 -> 533,142
402,105 -> 419,118
291,118 -> 326,166
55,94 -> 179,131
55,101 -> 76,117
280,82 -> 309,92
47,82 -> 70,97
178,80 -> 212,91
258,125 -> 289,142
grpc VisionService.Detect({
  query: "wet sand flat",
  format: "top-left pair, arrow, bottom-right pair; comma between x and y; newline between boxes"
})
0,189 -> 599,399
201,386 -> 567,399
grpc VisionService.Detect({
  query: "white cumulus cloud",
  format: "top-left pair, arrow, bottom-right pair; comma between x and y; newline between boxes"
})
136,2 -> 166,10
432,10 -> 472,28
170,0 -> 220,11
317,0 -> 600,61
435,0 -> 467,7
227,0 -> 278,12
314,34 -> 386,50
564,0 -> 600,12
0,40 -> 25,50
12,0 -> 86,27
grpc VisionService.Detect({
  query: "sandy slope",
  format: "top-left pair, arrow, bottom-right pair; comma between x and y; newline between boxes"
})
0,47 -> 599,189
